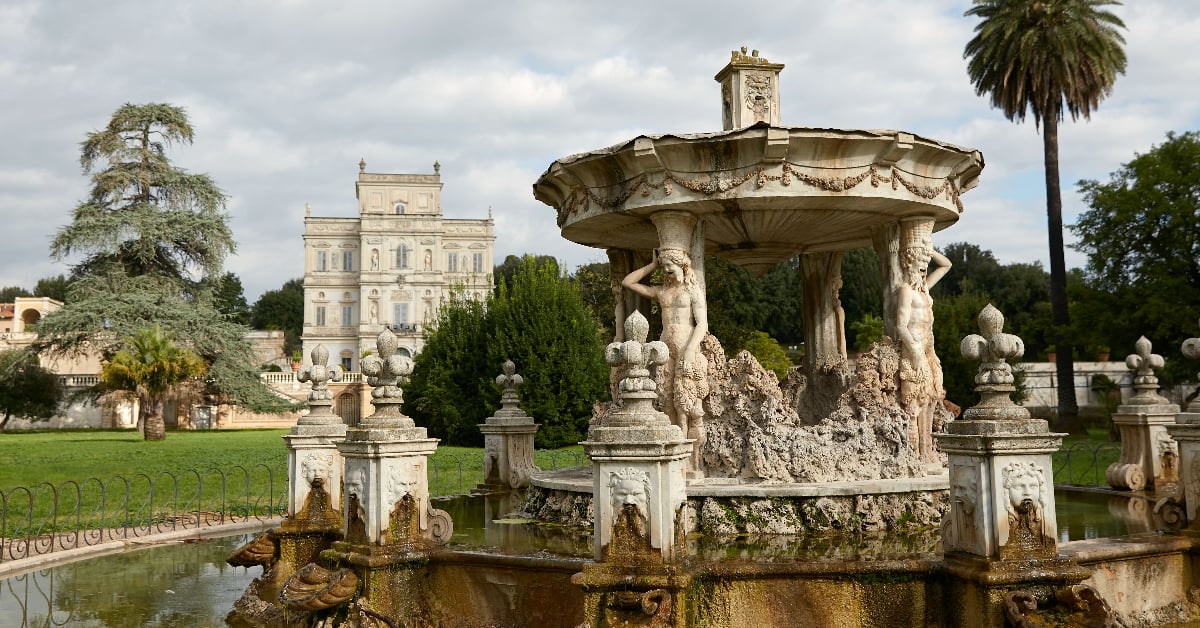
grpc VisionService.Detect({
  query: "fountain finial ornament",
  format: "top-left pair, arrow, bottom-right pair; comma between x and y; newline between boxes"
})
497,359 -> 523,404
359,328 -> 415,428
960,304 -> 1029,420
603,310 -> 672,428
1184,321 -> 1200,411
1126,336 -> 1169,405
296,344 -> 344,426
491,359 -> 530,420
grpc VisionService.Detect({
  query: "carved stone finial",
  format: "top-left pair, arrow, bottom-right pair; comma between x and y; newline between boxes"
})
490,359 -> 531,422
497,359 -> 523,403
602,311 -> 672,427
359,158 -> 366,172
359,329 -> 415,427
298,345 -> 344,401
433,160 -> 441,174
295,344 -> 344,426
1184,321 -> 1200,411
1126,336 -> 1169,405
305,202 -> 311,217
960,304 -> 1029,420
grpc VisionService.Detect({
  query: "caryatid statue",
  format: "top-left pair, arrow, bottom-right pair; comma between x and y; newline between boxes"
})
620,211 -> 711,474
894,217 -> 952,464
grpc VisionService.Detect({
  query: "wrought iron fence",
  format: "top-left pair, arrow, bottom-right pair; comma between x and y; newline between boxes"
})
0,465 -> 285,567
1053,441 -> 1122,487
427,449 -> 588,497
1,449 -> 587,566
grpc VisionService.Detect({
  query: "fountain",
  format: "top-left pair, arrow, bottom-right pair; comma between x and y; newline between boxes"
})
219,49 -> 1200,627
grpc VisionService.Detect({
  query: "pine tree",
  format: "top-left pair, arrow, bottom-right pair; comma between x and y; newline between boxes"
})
36,103 -> 292,414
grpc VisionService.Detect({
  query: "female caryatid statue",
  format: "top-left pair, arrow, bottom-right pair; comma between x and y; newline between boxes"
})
622,247 -> 710,473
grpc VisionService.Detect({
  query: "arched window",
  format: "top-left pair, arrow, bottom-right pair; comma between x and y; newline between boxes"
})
394,202 -> 407,215
395,243 -> 410,268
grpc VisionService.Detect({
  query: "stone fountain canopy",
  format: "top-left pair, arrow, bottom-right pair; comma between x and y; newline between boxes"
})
534,122 -> 984,275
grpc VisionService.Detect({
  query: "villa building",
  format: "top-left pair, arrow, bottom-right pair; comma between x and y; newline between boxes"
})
301,161 -> 495,373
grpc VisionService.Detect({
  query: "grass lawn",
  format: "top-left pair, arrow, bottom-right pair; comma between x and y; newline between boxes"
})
0,429 -> 584,536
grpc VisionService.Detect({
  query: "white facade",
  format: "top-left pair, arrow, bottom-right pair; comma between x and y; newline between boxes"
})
301,163 -> 495,371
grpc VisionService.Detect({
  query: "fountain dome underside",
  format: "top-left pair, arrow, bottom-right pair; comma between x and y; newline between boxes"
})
535,124 -> 982,275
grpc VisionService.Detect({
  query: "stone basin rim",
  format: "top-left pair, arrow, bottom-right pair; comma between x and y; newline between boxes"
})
530,467 -> 949,497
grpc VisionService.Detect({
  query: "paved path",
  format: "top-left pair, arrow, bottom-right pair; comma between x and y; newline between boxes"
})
0,517 -> 282,579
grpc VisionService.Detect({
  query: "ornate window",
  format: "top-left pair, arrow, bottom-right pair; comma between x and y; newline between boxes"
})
447,252 -> 458,272
316,250 -> 327,272
342,251 -> 353,272
315,306 -> 326,327
395,243 -> 410,268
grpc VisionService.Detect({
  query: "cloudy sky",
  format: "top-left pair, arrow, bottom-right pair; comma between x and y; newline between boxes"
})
1,0 -> 1197,301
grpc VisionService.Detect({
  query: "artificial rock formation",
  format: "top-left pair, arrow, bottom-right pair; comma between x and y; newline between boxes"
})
702,336 -> 925,483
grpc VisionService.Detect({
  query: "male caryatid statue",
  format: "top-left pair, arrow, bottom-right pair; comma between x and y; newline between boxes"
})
894,218 -> 951,464
620,211 -> 711,474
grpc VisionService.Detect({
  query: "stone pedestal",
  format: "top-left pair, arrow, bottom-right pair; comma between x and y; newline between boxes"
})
267,345 -> 349,591
1165,412 -> 1200,525
936,305 -> 1094,627
477,360 -> 540,490
1108,404 -> 1180,491
583,426 -> 691,561
338,430 -> 445,546
1108,337 -> 1179,491
280,330 -> 453,621
937,419 -> 1065,559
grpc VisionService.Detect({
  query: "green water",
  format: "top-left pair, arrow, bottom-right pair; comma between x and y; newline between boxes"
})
0,490 -> 1145,626
0,534 -> 258,628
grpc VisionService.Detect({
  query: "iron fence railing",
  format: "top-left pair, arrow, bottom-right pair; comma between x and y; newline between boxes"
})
1,449 -> 588,566
0,465 -> 286,566
1053,441 -> 1122,487
426,449 -> 588,497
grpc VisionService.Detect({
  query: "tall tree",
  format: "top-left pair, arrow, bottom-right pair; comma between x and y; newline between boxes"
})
1072,131 -> 1200,381
250,278 -> 305,353
100,325 -> 206,440
35,103 -> 291,413
406,256 -> 608,448
964,0 -> 1126,434
34,275 -> 73,302
206,272 -> 250,325
0,286 -> 31,302
0,348 -> 63,430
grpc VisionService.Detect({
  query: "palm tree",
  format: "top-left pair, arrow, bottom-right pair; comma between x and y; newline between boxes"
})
964,0 -> 1126,434
100,325 -> 206,441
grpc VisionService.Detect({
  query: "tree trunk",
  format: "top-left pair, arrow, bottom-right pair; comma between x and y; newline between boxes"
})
143,397 -> 166,441
1043,109 -> 1084,435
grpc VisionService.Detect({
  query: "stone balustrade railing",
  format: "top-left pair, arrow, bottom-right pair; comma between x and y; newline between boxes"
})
261,371 -> 364,384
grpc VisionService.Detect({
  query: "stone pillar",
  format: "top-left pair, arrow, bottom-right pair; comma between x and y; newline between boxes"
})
935,305 -> 1091,627
574,311 -> 693,627
582,311 -> 691,561
230,344 -> 348,604
1164,329 -> 1200,526
287,345 -> 347,519
1107,336 -> 1180,491
477,359 -> 539,491
283,329 -> 452,620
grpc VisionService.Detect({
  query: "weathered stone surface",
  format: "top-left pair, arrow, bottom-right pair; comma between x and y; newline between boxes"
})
702,338 -> 927,483
520,484 -> 948,535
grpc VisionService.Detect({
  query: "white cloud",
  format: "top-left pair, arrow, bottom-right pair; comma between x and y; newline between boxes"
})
0,0 -> 1196,302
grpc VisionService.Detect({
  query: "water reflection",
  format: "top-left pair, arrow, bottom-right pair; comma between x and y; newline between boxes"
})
0,535 -> 258,628
1056,488 -> 1150,542
0,490 -> 1153,627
